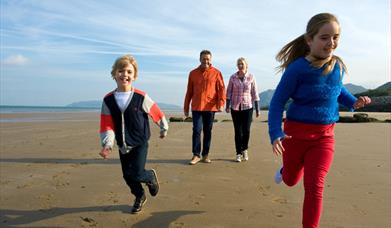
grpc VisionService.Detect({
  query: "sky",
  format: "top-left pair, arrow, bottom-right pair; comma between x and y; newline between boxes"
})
1,0 -> 390,106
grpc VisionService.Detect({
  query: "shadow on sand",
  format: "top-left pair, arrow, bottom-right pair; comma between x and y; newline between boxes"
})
0,158 -> 190,165
132,210 -> 204,228
0,206 -> 204,227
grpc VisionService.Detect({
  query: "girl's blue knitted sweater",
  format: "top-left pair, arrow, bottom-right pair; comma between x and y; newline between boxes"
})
268,57 -> 357,144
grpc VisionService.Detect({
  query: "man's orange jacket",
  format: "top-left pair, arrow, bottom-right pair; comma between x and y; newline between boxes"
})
184,66 -> 226,112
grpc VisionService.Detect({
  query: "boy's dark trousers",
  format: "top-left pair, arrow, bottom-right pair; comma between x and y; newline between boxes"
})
119,141 -> 154,198
230,108 -> 253,154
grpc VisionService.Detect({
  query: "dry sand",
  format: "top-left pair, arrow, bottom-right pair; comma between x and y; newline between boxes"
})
0,111 -> 390,228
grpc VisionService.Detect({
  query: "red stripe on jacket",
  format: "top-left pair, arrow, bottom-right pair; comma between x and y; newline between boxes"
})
100,114 -> 114,133
149,103 -> 164,123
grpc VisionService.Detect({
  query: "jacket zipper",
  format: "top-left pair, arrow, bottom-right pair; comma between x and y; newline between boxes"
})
121,112 -> 127,149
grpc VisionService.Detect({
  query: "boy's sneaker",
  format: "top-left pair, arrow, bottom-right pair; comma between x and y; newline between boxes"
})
274,166 -> 283,184
146,169 -> 159,197
243,150 -> 249,161
131,194 -> 147,214
235,154 -> 242,162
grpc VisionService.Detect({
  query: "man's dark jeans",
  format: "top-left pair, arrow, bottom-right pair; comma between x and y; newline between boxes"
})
191,111 -> 215,157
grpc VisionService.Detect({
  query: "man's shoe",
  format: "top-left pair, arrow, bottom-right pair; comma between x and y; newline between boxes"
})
235,154 -> 242,162
146,169 -> 159,197
274,166 -> 283,184
201,155 -> 211,163
189,155 -> 201,165
131,194 -> 147,214
243,150 -> 249,161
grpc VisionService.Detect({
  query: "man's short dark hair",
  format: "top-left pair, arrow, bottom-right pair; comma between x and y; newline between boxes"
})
200,50 -> 212,58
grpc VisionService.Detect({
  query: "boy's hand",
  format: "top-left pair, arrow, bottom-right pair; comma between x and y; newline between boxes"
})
99,147 -> 111,159
160,130 -> 167,139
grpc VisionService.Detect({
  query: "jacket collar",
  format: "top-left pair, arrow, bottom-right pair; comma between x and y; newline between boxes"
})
235,71 -> 249,79
198,64 -> 214,72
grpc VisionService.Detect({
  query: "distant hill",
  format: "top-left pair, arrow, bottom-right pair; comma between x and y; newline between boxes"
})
156,103 -> 182,110
67,100 -> 182,110
375,81 -> 391,91
258,83 -> 367,109
355,81 -> 391,97
353,81 -> 391,112
259,89 -> 275,108
356,96 -> 391,112
344,83 -> 367,94
67,100 -> 102,108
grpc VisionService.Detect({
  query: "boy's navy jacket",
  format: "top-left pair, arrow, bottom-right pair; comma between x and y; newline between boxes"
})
100,88 -> 168,153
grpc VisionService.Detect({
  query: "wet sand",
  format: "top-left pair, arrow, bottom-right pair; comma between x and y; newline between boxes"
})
0,111 -> 390,227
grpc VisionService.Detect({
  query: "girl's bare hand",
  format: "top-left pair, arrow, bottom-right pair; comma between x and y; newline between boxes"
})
272,135 -> 292,156
353,96 -> 371,109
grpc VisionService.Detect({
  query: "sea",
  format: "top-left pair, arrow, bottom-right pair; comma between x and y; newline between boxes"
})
0,105 -> 182,123
0,105 -> 100,114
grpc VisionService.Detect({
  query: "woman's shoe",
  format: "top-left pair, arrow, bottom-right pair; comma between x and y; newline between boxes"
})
235,154 -> 242,162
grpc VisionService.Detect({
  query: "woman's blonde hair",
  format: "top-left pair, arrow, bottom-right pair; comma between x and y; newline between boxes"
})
111,54 -> 138,80
276,13 -> 347,75
237,57 -> 248,67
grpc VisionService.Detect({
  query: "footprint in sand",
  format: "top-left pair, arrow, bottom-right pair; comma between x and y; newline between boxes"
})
52,171 -> 71,188
37,193 -> 55,209
171,222 -> 185,228
108,191 -> 119,203
272,197 -> 287,204
352,204 -> 367,215
188,193 -> 204,206
258,185 -> 271,196
16,183 -> 31,189
80,216 -> 98,227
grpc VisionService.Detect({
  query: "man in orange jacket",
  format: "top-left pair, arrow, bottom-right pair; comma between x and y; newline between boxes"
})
184,50 -> 226,165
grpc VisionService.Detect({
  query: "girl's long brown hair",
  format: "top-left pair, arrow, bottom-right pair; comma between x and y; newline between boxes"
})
276,13 -> 347,75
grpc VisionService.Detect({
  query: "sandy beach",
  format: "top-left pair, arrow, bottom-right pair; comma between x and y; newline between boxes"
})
0,111 -> 390,228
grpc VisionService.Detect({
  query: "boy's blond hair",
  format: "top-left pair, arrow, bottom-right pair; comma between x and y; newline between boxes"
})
111,54 -> 138,80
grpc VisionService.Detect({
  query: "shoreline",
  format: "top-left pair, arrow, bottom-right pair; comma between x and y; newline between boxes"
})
1,111 -> 390,123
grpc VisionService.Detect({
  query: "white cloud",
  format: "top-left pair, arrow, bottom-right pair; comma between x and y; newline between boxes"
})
2,54 -> 29,65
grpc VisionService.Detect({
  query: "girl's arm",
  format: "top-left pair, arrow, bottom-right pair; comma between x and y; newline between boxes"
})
337,86 -> 357,111
268,66 -> 298,144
